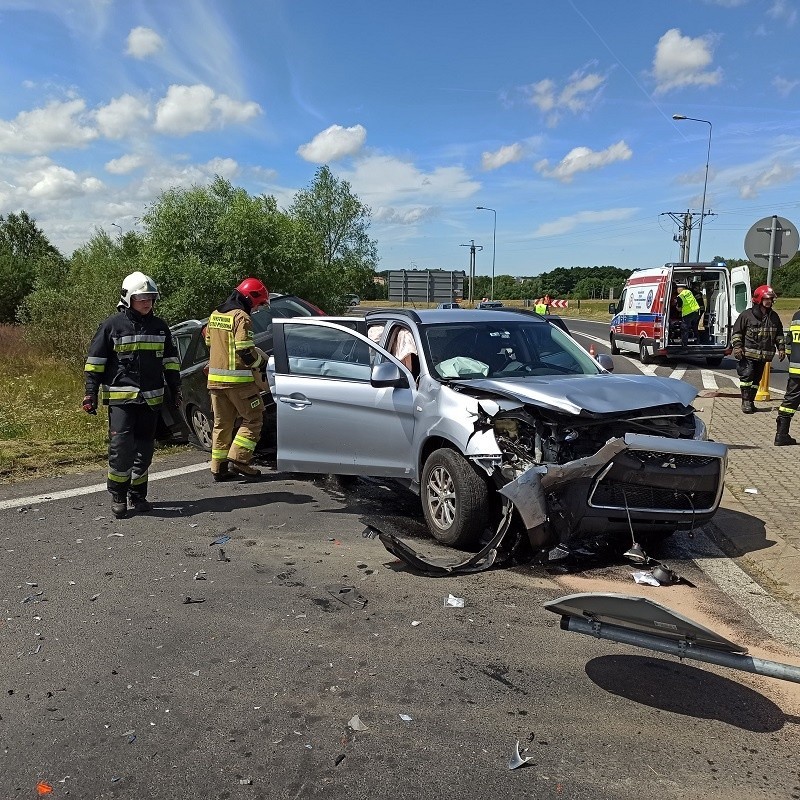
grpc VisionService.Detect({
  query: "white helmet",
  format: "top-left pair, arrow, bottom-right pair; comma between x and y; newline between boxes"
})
119,271 -> 159,308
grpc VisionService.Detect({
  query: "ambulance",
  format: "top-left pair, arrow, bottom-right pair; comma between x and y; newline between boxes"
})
608,262 -> 751,366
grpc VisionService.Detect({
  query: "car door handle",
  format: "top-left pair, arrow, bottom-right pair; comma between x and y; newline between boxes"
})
278,395 -> 311,408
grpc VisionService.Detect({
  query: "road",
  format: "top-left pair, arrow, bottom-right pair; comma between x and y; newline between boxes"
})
2,451 -> 800,799
566,317 -> 790,398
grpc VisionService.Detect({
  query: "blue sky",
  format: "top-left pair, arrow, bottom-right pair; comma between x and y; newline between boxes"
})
1,0 -> 799,278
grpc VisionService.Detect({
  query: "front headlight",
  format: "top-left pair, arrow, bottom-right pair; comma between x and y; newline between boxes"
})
693,416 -> 708,440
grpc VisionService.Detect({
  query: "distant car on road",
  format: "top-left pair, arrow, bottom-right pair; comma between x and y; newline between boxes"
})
436,302 -> 461,309
343,293 -> 361,307
476,300 -> 504,309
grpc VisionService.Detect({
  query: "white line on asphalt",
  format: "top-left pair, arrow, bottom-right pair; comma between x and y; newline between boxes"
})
701,369 -> 718,390
671,530 -> 800,649
670,366 -> 687,382
0,461 -> 209,512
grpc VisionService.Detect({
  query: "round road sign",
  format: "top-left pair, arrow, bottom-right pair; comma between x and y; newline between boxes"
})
744,215 -> 798,270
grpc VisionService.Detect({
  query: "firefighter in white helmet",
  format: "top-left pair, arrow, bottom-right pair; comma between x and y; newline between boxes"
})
83,272 -> 182,518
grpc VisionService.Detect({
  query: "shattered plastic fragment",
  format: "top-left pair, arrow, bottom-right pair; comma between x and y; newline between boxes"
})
335,754 -> 346,766
211,534 -> 231,546
325,585 -> 367,609
348,714 -> 368,731
508,740 -> 534,770
411,620 -> 422,627
183,597 -> 206,604
36,782 -> 53,795
399,714 -> 413,722
632,571 -> 661,587
445,594 -> 465,608
239,778 -> 252,785
217,548 -> 230,562
744,487 -> 759,494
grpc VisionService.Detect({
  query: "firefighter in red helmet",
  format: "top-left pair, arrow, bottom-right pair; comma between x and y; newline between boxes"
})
730,285 -> 785,414
205,278 -> 270,480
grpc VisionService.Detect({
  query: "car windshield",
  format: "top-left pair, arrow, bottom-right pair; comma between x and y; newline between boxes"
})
423,320 -> 599,379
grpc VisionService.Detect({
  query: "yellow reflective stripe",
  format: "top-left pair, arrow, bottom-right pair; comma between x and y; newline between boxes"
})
116,343 -> 165,352
131,474 -> 148,486
164,362 -> 180,371
211,449 -> 229,460
101,389 -> 141,400
233,434 -> 257,452
108,471 -> 131,483
145,396 -> 164,406
235,339 -> 256,350
208,375 -> 255,384
84,363 -> 105,372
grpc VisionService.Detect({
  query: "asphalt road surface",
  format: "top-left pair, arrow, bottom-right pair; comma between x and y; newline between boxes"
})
2,451 -> 800,799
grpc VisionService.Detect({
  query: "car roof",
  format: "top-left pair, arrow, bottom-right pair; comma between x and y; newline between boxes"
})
365,308 -> 550,325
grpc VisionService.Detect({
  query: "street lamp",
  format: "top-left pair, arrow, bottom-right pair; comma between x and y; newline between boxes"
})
672,114 -> 712,262
476,206 -> 496,299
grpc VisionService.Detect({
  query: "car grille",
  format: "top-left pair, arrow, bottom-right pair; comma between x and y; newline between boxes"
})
588,449 -> 723,514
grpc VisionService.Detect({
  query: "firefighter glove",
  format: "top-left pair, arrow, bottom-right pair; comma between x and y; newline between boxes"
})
732,346 -> 743,361
82,394 -> 98,415
778,349 -> 786,362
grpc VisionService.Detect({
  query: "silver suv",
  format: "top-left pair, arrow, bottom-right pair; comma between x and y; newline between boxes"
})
268,309 -> 727,551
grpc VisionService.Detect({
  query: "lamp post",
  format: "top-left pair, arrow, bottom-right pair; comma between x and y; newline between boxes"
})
672,115 -> 712,262
476,206 -> 496,300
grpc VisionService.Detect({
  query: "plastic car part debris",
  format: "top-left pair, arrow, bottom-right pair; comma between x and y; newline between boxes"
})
211,534 -> 231,546
36,781 -> 54,795
239,778 -> 253,785
183,597 -> 206,604
325,585 -> 367,609
22,591 -> 44,604
623,543 -> 648,565
334,754 -> 346,766
90,593 -> 100,601
193,571 -> 207,580
632,571 -> 661,587
348,714 -> 368,731
217,548 -> 230,562
399,714 -> 413,721
744,487 -> 758,494
508,740 -> 534,770
445,594 -> 465,608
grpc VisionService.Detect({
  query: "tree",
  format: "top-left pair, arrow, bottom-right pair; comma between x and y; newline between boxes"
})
289,166 -> 378,309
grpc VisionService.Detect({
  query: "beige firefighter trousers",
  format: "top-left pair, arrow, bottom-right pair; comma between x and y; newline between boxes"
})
209,384 -> 264,472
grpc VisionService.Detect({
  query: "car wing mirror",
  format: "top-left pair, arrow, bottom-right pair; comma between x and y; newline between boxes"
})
371,361 -> 409,388
596,353 -> 614,372
608,302 -> 617,314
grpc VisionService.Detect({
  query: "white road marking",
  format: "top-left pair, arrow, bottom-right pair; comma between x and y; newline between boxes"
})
0,461 -> 209,512
701,369 -> 718,390
670,366 -> 686,382
639,364 -> 659,376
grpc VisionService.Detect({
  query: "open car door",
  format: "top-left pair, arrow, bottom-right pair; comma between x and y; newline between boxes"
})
271,319 -> 418,478
729,265 -> 751,331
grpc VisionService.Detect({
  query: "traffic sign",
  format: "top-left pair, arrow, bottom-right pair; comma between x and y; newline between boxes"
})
744,215 -> 798,272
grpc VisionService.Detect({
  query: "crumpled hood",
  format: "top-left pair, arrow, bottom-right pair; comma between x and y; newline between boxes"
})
462,374 -> 698,416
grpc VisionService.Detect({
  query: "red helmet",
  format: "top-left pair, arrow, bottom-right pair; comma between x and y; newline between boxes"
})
752,285 -> 777,304
236,277 -> 269,309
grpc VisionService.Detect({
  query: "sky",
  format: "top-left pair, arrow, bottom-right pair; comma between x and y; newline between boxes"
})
1,0 -> 800,279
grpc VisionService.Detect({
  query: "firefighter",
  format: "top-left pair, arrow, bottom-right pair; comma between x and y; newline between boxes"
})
731,285 -> 785,415
83,272 -> 182,518
205,277 -> 269,481
775,304 -> 800,446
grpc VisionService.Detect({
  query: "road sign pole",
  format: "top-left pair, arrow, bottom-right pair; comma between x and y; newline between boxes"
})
767,215 -> 778,287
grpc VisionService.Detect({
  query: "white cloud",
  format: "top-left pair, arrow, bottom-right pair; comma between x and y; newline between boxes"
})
126,26 -> 164,59
16,157 -> 104,202
481,143 -> 525,171
338,154 -> 480,206
297,124 -> 367,163
535,141 -> 632,182
0,99 -> 97,155
154,84 -> 262,136
738,161 -> 798,198
773,75 -> 800,95
373,206 -> 436,224
105,154 -> 148,175
768,0 -> 798,24
525,69 -> 606,126
653,29 -> 722,93
533,208 -> 638,238
95,94 -> 151,139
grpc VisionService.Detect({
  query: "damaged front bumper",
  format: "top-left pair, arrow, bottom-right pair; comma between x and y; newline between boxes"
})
499,433 -> 728,548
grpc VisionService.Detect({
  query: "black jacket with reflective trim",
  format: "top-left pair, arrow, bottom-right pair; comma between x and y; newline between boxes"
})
84,308 -> 181,405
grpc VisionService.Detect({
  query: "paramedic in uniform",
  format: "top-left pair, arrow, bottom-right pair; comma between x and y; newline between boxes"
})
205,278 -> 269,481
675,284 -> 701,351
775,304 -> 800,446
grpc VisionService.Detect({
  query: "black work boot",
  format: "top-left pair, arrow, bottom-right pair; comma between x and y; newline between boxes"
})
741,388 -> 756,414
129,494 -> 153,513
775,415 -> 798,446
212,461 -> 235,482
111,493 -> 128,519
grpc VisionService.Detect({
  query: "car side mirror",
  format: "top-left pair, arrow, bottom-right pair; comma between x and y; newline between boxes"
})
608,302 -> 617,314
371,361 -> 409,388
596,354 -> 614,372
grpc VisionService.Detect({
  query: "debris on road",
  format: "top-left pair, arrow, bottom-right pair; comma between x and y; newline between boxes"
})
211,534 -> 231,546
36,781 -> 53,795
744,487 -> 759,494
217,548 -> 230,562
325,585 -> 367,610
348,714 -> 368,731
193,571 -> 207,580
183,597 -> 206,604
334,754 -> 346,766
445,594 -> 465,608
508,740 -> 534,770
632,571 -> 661,587
399,714 -> 413,722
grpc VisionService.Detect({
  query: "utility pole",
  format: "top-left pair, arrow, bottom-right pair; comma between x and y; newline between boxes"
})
460,240 -> 483,305
661,210 -> 715,262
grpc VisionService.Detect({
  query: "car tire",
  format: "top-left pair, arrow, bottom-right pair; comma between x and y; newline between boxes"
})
610,334 -> 620,355
639,340 -> 652,365
421,448 -> 489,548
187,404 -> 213,451
706,356 -> 723,367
